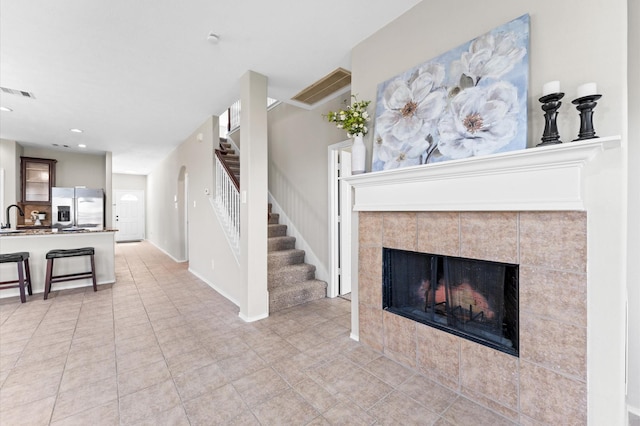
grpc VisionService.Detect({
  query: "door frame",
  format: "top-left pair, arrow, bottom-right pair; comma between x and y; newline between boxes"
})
328,139 -> 353,298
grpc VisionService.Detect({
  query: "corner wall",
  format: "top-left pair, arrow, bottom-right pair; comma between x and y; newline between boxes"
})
146,116 -> 242,305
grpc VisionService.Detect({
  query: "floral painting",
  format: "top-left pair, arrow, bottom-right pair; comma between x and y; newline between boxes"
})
371,14 -> 529,171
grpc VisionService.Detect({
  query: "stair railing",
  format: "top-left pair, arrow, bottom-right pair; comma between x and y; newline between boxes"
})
214,150 -> 240,255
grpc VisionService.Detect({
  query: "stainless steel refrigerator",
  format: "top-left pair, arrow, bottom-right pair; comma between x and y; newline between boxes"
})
52,187 -> 105,230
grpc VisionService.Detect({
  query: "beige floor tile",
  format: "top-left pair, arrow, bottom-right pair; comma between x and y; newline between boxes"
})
183,383 -> 249,425
2,354 -> 67,388
0,371 -> 61,409
201,335 -> 250,361
165,347 -> 213,376
173,362 -> 228,402
320,401 -> 376,425
158,335 -> 201,359
116,343 -> 165,373
118,379 -> 181,425
50,400 -> 119,426
231,366 -> 290,407
217,349 -> 266,382
396,374 -> 458,415
362,356 -> 415,387
0,395 -> 56,426
368,391 -> 440,425
293,377 -> 338,413
115,333 -> 159,356
252,388 -> 319,426
441,397 -> 515,426
117,359 -> 171,397
16,340 -> 71,367
59,356 -> 116,393
51,376 -> 118,422
64,341 -> 115,371
129,405 -> 190,426
271,351 -> 317,386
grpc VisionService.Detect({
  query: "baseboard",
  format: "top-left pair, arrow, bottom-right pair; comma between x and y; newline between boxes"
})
146,239 -> 187,263
238,311 -> 269,323
629,403 -> 640,418
187,267 -> 241,309
267,192 -> 329,283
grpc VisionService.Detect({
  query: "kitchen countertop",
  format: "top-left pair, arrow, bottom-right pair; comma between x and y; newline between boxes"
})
0,228 -> 118,237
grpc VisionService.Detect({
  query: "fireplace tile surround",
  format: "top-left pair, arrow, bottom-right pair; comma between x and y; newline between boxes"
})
359,210 -> 587,423
343,136 -> 623,424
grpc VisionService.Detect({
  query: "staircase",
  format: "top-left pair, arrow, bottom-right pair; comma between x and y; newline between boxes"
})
215,138 -> 327,313
217,139 -> 240,184
268,205 -> 327,312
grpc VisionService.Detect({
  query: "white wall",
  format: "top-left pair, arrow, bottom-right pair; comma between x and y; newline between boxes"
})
267,96 -> 349,272
146,116 -> 242,304
113,173 -> 146,191
350,0 -> 630,423
627,0 -> 640,415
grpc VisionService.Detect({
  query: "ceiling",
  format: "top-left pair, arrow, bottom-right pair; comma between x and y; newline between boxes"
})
0,0 -> 421,175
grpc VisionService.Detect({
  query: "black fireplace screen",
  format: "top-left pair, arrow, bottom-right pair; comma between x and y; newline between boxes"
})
382,248 -> 519,356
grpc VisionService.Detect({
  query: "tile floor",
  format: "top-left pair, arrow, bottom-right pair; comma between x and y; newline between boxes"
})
0,241 -> 514,425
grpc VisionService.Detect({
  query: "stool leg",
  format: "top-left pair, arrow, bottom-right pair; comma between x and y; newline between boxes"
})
90,254 -> 97,292
16,261 -> 26,303
24,258 -> 33,296
44,258 -> 54,300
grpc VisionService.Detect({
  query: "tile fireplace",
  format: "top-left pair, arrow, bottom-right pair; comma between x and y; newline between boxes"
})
343,136 -> 625,424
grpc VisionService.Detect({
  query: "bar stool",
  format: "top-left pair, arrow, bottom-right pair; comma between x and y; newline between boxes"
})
0,252 -> 33,303
44,247 -> 97,300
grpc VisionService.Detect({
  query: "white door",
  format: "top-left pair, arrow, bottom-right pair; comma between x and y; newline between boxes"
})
328,140 -> 353,297
114,189 -> 145,242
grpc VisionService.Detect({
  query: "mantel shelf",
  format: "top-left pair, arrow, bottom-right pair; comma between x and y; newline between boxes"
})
342,135 -> 621,212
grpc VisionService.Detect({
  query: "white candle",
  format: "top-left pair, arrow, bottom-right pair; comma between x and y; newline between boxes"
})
577,82 -> 597,98
542,80 -> 560,96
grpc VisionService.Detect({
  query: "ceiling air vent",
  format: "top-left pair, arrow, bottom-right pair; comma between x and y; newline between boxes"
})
292,68 -> 351,106
0,86 -> 36,99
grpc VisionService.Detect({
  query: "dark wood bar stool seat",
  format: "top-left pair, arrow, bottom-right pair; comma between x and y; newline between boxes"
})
0,252 -> 33,303
44,247 -> 97,300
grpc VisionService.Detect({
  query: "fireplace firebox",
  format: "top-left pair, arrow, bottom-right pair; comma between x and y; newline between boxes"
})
382,248 -> 519,356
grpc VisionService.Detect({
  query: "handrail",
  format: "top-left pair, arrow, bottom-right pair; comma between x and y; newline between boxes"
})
214,153 -> 241,255
214,149 -> 239,191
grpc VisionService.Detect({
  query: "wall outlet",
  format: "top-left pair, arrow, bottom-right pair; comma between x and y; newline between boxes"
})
211,259 -> 215,270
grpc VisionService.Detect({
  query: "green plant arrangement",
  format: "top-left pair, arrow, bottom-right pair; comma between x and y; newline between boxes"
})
326,95 -> 372,138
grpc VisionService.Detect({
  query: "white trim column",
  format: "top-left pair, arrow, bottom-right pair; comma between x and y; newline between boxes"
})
239,70 -> 269,321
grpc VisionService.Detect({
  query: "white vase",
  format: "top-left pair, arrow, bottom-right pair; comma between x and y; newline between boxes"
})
351,134 -> 366,174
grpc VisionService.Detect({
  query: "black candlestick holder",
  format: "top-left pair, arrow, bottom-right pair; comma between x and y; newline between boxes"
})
572,94 -> 602,141
537,92 -> 564,146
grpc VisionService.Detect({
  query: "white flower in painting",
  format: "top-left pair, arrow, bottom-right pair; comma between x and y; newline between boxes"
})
437,81 -> 519,159
374,142 -> 424,170
376,63 -> 448,141
450,31 -> 526,84
373,129 -> 433,169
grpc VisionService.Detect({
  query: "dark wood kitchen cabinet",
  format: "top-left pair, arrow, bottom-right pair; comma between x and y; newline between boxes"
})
21,157 -> 57,204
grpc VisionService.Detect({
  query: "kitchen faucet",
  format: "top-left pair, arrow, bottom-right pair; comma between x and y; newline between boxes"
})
1,204 -> 24,229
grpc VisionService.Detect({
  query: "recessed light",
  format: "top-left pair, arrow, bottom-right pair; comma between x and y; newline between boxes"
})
0,106 -> 13,112
78,144 -> 87,148
70,128 -> 83,133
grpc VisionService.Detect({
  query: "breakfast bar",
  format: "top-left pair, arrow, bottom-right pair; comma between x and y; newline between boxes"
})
0,229 -> 116,299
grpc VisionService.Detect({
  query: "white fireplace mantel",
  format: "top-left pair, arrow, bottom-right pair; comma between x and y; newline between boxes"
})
342,135 -> 621,212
